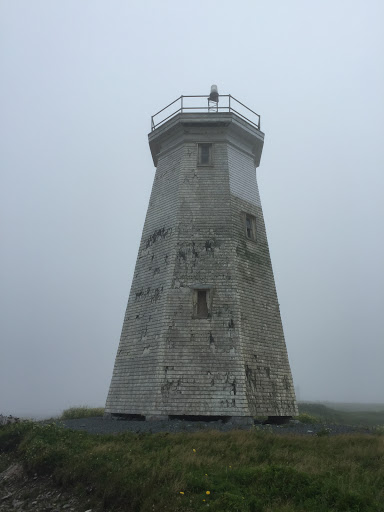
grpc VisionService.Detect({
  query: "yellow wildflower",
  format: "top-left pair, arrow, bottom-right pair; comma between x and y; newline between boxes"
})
179,491 -> 184,495
206,491 -> 211,495
193,448 -> 196,453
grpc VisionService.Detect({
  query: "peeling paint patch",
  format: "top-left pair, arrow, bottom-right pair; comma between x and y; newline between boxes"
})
192,242 -> 199,259
145,227 -> 172,249
178,249 -> 186,261
205,240 -> 215,255
245,365 -> 257,391
135,287 -> 151,301
161,378 -> 182,396
150,287 -> 163,303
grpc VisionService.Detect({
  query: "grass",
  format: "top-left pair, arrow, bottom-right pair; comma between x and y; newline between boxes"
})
59,406 -> 104,420
295,412 -> 320,424
298,402 -> 384,427
1,421 -> 384,511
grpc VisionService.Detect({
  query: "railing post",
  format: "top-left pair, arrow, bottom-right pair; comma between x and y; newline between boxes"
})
151,94 -> 260,131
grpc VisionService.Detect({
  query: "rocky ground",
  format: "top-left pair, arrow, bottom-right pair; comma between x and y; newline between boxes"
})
0,455 -> 99,512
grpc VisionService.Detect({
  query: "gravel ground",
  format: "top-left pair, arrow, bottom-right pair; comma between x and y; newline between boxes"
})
57,417 -> 374,436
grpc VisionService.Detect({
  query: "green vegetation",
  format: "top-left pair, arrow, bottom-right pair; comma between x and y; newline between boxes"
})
298,402 -> 384,427
373,425 -> 384,435
295,412 -> 320,424
1,422 -> 384,511
60,406 -> 104,420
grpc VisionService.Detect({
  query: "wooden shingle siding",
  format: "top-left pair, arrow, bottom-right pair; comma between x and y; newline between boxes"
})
105,113 -> 297,418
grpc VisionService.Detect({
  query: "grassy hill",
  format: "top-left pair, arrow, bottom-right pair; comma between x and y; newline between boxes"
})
298,402 -> 384,427
1,420 -> 384,511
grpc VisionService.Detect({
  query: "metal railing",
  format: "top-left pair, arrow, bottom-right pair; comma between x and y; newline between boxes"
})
151,94 -> 261,131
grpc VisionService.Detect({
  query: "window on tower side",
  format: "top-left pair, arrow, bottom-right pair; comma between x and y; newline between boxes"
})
197,143 -> 212,165
193,288 -> 210,318
197,290 -> 208,317
245,214 -> 256,241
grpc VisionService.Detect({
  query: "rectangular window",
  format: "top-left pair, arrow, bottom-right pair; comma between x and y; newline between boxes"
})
245,214 -> 256,241
197,290 -> 208,318
198,143 -> 212,165
193,288 -> 211,318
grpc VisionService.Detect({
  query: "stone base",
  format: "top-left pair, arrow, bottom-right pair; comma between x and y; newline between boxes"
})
145,415 -> 169,421
108,413 -> 146,421
228,416 -> 254,426
264,416 -> 292,425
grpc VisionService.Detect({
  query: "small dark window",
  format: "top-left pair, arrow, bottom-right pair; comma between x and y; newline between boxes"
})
245,214 -> 256,241
193,288 -> 210,318
246,217 -> 252,238
197,290 -> 209,318
198,143 -> 212,165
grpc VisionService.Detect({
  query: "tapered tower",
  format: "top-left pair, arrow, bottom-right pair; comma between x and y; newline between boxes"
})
105,88 -> 297,423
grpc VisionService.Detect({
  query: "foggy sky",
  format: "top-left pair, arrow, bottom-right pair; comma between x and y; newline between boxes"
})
1,0 -> 383,418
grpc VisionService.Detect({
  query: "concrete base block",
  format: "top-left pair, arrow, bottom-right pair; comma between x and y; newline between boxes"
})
145,415 -> 169,421
265,416 -> 292,425
103,412 -> 112,420
228,416 -> 254,426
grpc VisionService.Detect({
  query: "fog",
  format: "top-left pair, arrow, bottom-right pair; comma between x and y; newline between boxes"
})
1,0 -> 383,418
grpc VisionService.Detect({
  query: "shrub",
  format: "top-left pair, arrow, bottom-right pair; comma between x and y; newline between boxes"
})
316,428 -> 331,437
373,425 -> 384,435
0,421 -> 34,452
296,412 -> 321,424
60,407 -> 104,420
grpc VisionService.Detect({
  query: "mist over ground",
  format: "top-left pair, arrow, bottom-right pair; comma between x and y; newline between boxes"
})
1,0 -> 383,418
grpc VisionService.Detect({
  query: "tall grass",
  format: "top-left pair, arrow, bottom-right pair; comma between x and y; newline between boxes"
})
1,422 -> 383,511
60,406 -> 104,420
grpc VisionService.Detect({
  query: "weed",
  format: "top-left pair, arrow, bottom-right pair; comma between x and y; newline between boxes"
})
296,413 -> 320,424
316,428 -> 331,437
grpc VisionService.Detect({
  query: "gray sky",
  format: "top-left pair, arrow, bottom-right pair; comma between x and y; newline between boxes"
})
1,0 -> 383,418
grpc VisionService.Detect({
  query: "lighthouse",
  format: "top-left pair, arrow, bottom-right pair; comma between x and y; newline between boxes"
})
105,87 -> 297,423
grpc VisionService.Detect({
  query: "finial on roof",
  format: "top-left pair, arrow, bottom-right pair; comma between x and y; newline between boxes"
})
209,84 -> 219,103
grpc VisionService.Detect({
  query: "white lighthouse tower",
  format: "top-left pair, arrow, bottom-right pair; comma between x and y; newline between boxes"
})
105,87 -> 297,423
